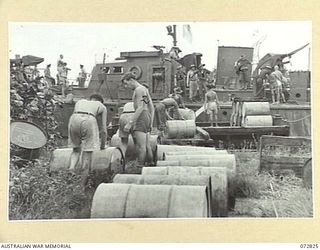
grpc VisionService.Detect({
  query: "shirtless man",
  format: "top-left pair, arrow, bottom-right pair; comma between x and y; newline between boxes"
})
120,72 -> 154,165
169,87 -> 186,108
270,65 -> 286,104
154,97 -> 183,131
68,94 -> 107,171
204,84 -> 220,127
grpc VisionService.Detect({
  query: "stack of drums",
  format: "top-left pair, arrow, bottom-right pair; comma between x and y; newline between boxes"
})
241,102 -> 273,127
154,144 -> 236,217
91,144 -> 236,218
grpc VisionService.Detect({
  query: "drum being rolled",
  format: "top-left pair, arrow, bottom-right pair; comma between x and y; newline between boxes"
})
243,115 -> 273,127
165,120 -> 196,139
91,183 -> 208,218
50,148 -> 73,170
156,154 -> 236,173
50,147 -> 125,174
110,130 -> 160,163
141,166 -> 228,217
157,145 -> 219,161
91,147 -> 125,173
242,102 -> 270,116
176,108 -> 196,120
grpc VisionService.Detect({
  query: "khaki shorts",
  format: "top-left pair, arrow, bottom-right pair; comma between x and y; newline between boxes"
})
119,111 -> 151,138
68,113 -> 99,151
206,102 -> 218,114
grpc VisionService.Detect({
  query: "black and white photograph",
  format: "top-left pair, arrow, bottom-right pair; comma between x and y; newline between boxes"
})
9,21 -> 312,220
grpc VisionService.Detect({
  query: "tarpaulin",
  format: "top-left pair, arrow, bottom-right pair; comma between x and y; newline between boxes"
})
10,55 -> 44,66
270,105 -> 311,136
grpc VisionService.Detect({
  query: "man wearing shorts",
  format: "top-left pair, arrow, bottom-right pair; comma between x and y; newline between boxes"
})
154,97 -> 184,131
186,64 -> 199,102
271,65 -> 286,104
68,94 -> 107,171
204,84 -> 220,127
120,72 -> 154,165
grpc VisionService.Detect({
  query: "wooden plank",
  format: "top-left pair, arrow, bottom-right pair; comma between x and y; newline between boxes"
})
203,126 -> 290,136
259,135 -> 312,177
260,135 -> 311,148
261,156 -> 310,164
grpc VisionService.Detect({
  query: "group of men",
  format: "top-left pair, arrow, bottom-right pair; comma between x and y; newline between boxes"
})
42,54 -> 87,97
68,72 -> 154,173
264,65 -> 290,104
67,69 -> 221,173
175,64 -> 213,103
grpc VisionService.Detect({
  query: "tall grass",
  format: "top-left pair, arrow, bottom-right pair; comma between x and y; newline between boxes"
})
232,151 -> 313,218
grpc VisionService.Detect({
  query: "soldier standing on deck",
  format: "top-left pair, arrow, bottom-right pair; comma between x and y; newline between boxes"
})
186,64 -> 199,102
235,55 -> 251,90
198,64 -> 208,101
174,65 -> 186,96
57,54 -> 64,83
204,84 -> 220,127
77,64 -> 87,87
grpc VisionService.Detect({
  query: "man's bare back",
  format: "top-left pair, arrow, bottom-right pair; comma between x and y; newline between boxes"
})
206,90 -> 218,102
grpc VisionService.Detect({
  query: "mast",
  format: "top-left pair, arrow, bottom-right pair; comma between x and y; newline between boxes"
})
167,24 -> 177,47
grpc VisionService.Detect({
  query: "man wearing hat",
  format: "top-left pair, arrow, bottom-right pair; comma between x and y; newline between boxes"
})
44,64 -> 56,86
168,87 -> 186,119
77,64 -> 87,87
186,64 -> 199,102
235,54 -> 251,90
169,87 -> 186,109
168,46 -> 182,60
174,65 -> 186,96
204,84 -> 220,127
198,63 -> 208,101
154,96 -> 184,132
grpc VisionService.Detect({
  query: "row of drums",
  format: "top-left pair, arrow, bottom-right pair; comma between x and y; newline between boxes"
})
233,101 -> 273,127
90,145 -> 237,218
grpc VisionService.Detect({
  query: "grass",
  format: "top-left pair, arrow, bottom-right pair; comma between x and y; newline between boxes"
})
231,151 -> 313,218
8,150 -> 313,219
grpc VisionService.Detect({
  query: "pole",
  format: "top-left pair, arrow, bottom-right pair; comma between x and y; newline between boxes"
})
173,25 -> 177,46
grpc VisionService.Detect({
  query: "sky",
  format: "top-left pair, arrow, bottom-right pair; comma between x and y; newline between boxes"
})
9,21 -> 311,81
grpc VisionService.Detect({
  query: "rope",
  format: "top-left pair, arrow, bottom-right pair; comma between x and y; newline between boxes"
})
285,114 -> 311,123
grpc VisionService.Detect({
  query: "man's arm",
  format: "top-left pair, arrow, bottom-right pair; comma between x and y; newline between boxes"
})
165,109 -> 173,120
186,71 -> 190,86
204,93 -> 208,110
147,91 -> 155,131
179,95 -> 186,109
215,92 -> 220,109
99,103 -> 107,149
